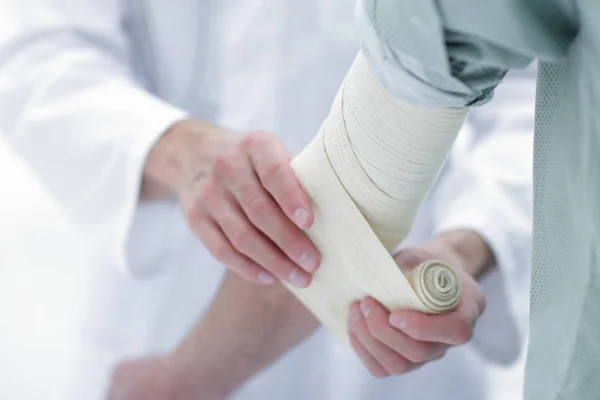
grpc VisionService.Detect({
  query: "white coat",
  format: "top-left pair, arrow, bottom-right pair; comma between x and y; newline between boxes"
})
0,1 -> 534,399
0,137 -> 116,399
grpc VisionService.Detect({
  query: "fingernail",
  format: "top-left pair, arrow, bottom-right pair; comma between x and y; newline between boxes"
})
389,313 -> 406,330
289,270 -> 310,288
293,208 -> 309,228
257,272 -> 275,284
298,252 -> 317,272
360,300 -> 372,317
350,306 -> 362,323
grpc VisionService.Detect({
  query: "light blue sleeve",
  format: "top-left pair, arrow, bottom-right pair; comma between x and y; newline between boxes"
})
355,0 -> 578,107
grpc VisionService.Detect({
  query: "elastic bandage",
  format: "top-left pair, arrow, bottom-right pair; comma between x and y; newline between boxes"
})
288,51 -> 467,345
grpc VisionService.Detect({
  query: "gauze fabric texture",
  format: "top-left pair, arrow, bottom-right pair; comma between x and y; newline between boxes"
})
356,0 -> 598,399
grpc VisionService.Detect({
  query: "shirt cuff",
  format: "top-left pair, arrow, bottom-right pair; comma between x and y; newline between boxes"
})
355,0 -> 508,107
93,94 -> 188,278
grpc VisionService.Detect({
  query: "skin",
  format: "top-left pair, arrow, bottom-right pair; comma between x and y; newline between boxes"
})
106,226 -> 494,399
347,232 -> 490,377
142,119 -> 321,288
106,271 -> 319,400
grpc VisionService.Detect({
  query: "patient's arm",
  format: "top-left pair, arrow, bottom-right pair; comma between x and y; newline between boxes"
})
106,271 -> 318,400
172,271 -> 319,399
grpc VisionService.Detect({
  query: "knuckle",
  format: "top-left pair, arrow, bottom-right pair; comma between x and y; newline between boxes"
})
243,130 -> 270,148
257,161 -> 286,185
213,152 -> 238,178
229,225 -> 251,250
280,234 -> 303,256
246,197 -> 271,219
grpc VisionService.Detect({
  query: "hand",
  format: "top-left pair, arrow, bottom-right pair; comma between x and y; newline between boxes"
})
144,119 -> 320,287
347,230 -> 491,377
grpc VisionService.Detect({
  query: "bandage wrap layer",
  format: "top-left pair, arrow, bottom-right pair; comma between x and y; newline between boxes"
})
288,52 -> 467,345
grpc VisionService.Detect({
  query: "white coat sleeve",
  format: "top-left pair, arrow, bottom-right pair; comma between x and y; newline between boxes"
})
0,1 -> 188,275
430,66 -> 536,364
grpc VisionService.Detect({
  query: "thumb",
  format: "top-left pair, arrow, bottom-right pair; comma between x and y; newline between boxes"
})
392,247 -> 435,274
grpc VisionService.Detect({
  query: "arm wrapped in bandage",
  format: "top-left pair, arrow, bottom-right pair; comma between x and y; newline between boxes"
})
287,51 -> 468,345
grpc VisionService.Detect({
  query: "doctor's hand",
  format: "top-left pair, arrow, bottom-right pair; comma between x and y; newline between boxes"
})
144,119 -> 320,287
348,230 -> 493,378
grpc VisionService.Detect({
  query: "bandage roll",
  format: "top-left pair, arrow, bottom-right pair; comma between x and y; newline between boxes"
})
407,260 -> 460,313
287,51 -> 467,345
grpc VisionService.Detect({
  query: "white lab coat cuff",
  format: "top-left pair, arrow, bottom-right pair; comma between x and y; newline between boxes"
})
433,206 -> 530,366
112,97 -> 188,277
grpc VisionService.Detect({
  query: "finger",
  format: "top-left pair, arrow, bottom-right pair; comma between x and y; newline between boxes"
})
393,247 -> 434,274
244,131 -> 314,229
389,303 -> 478,345
391,281 -> 484,345
348,332 -> 388,378
226,165 -> 320,273
349,302 -> 420,376
359,298 -> 448,363
192,216 -> 276,285
207,152 -> 318,277
212,193 -> 312,288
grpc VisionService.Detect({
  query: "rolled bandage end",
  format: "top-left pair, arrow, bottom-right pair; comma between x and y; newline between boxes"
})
407,260 -> 461,313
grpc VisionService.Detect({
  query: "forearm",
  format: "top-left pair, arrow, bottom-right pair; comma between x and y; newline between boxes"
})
169,271 -> 319,399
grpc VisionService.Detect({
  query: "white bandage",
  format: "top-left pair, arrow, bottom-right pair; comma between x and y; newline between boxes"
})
288,52 -> 468,345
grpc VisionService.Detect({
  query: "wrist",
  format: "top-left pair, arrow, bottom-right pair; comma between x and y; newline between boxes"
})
142,118 -> 228,199
435,229 -> 495,278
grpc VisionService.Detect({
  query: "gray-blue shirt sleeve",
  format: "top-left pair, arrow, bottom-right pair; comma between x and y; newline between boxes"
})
356,0 -> 578,107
